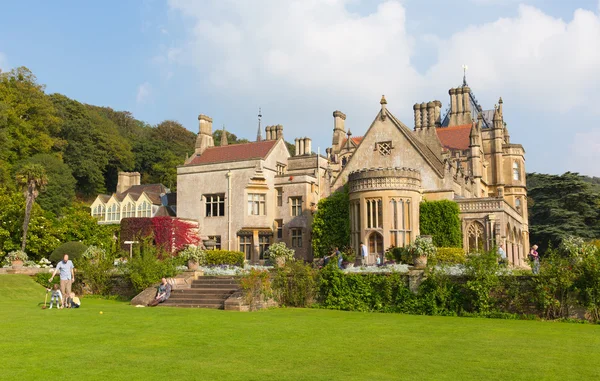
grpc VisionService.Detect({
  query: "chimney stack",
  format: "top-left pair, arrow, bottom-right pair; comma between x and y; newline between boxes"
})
117,172 -> 141,194
413,104 -> 422,130
304,138 -> 312,155
295,138 -> 300,155
427,101 -> 435,128
332,110 -> 346,150
194,114 -> 214,155
275,124 -> 283,140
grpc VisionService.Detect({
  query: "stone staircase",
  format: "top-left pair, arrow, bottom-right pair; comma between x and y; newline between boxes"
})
161,276 -> 240,309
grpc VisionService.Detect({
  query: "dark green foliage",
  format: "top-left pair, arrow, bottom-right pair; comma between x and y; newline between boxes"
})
33,272 -> 60,287
204,250 -> 245,266
121,243 -> 182,293
419,200 -> 462,248
212,129 -> 249,146
463,251 -> 501,313
50,241 -> 88,263
272,261 -> 317,307
311,185 -> 350,257
527,172 -> 600,253
19,154 -> 76,215
385,246 -> 410,264
76,254 -> 116,296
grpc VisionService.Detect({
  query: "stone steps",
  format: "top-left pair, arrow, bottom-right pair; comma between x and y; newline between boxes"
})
161,276 -> 240,309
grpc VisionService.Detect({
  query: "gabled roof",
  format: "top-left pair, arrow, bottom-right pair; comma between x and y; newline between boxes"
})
436,124 -> 472,151
186,140 -> 278,165
96,184 -> 169,206
341,136 -> 364,147
385,111 -> 445,176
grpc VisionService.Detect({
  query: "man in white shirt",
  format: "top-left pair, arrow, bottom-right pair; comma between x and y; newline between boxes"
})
360,242 -> 369,266
497,243 -> 507,266
49,254 -> 75,308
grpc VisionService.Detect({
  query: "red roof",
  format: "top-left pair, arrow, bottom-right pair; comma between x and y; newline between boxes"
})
187,140 -> 278,165
341,136 -> 364,147
436,124 -> 471,151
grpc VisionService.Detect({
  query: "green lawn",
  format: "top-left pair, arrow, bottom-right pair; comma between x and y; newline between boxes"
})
1,275 -> 599,380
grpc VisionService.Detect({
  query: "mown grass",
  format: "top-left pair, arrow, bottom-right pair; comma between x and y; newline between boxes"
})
1,275 -> 599,380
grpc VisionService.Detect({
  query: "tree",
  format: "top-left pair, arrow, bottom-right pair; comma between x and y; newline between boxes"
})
311,186 -> 350,257
212,129 -> 249,146
20,154 -> 76,215
15,164 -> 48,251
527,172 -> 600,253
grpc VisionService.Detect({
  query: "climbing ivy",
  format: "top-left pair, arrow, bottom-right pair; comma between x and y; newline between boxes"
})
311,185 -> 350,258
419,200 -> 462,248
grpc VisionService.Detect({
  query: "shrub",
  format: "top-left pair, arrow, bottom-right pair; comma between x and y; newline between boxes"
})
464,250 -> 501,313
272,261 -> 316,307
75,252 -> 116,295
49,242 -> 88,263
385,246 -> 411,264
419,200 -> 462,248
405,236 -> 437,259
121,244 -> 182,293
240,269 -> 272,307
178,246 -> 206,264
205,250 -> 245,266
434,247 -> 466,264
7,250 -> 28,262
265,242 -> 295,264
81,245 -> 106,260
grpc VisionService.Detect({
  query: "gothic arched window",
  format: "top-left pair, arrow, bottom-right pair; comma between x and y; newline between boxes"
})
513,161 -> 520,181
468,222 -> 485,253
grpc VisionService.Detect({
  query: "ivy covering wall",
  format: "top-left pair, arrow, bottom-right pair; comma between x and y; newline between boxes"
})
311,185 -> 350,257
419,200 -> 462,248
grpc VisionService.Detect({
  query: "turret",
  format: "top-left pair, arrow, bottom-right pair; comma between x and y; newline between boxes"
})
194,114 -> 214,156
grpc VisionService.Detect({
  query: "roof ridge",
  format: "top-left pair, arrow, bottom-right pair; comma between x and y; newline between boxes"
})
204,139 -> 277,149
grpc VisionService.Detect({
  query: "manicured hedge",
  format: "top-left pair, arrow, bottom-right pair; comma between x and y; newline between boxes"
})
434,247 -> 466,264
420,200 -> 462,248
205,250 -> 245,266
50,241 -> 88,263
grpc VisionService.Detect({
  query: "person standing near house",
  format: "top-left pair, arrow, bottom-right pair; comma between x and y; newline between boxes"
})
334,247 -> 343,269
529,245 -> 540,275
360,242 -> 369,266
49,254 -> 75,308
497,243 -> 507,266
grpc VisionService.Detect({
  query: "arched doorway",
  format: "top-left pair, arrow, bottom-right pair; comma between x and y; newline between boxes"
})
468,222 -> 485,253
368,232 -> 384,264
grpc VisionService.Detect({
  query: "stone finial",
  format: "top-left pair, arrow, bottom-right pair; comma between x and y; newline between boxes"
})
380,95 -> 387,120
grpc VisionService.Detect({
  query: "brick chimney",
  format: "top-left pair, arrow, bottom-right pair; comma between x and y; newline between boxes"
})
117,172 -> 141,194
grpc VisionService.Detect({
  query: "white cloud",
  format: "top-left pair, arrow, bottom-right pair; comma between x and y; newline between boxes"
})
136,82 -> 153,104
161,0 -> 600,175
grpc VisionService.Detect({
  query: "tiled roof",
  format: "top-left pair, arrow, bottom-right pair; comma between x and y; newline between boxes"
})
116,184 -> 170,205
436,124 -> 472,151
186,140 -> 278,165
341,136 -> 364,147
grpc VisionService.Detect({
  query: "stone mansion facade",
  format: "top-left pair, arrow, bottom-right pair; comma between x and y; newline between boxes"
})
175,80 -> 529,266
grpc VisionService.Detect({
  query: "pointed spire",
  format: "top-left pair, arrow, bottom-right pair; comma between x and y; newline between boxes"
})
462,64 -> 468,86
256,107 -> 262,142
346,129 -> 352,149
498,97 -> 503,117
221,125 -> 228,146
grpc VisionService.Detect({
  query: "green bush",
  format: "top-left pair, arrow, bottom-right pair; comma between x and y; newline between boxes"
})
273,261 -> 317,307
50,241 -> 88,263
434,247 -> 466,264
121,244 -> 182,293
385,246 -> 411,264
464,250 -> 501,313
205,250 -> 245,266
75,253 -> 116,295
240,269 -> 272,307
419,200 -> 462,248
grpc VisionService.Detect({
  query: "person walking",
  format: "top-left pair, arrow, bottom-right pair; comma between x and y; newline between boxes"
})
529,245 -> 540,275
497,243 -> 507,266
360,242 -> 369,266
49,254 -> 75,308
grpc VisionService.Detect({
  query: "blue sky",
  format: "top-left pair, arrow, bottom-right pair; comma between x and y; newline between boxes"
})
1,0 -> 600,176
